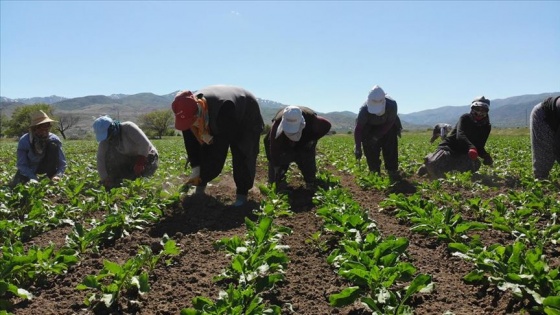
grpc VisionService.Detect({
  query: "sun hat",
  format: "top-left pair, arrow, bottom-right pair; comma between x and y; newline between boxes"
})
276,106 -> 306,139
172,90 -> 199,130
471,96 -> 490,110
93,115 -> 114,142
367,85 -> 386,115
30,110 -> 56,127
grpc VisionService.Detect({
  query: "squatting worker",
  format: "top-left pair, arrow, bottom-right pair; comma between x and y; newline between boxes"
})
171,85 -> 264,207
93,115 -> 159,189
264,105 -> 332,190
353,85 -> 403,181
430,123 -> 453,144
417,96 -> 493,179
530,95 -> 560,180
10,110 -> 67,187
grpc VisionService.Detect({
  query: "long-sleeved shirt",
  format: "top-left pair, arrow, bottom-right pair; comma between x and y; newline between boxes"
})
16,133 -> 67,180
354,97 -> 398,147
97,121 -> 157,180
268,106 -> 332,167
530,96 -> 560,179
438,113 -> 491,158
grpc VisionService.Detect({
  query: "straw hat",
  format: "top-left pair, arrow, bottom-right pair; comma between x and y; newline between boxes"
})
30,110 -> 56,127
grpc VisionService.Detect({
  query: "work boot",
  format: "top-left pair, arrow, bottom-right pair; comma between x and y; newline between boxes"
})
388,170 -> 403,182
275,180 -> 289,192
305,181 -> 316,190
194,185 -> 206,195
417,165 -> 427,176
232,194 -> 247,207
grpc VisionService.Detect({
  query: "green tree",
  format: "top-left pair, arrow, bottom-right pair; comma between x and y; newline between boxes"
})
4,104 -> 56,137
0,109 -> 8,138
138,109 -> 174,139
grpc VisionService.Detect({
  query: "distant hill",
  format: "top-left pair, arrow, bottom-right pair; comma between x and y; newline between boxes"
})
2,92 -> 558,135
399,92 -> 559,129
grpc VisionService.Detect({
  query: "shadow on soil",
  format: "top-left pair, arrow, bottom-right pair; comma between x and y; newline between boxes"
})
149,194 -> 260,238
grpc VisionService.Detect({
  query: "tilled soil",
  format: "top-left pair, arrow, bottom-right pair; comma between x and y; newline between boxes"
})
9,161 -> 539,315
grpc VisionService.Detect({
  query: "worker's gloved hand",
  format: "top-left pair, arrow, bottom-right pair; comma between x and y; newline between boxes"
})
187,166 -> 201,185
468,148 -> 478,160
101,178 -> 114,189
354,146 -> 362,160
134,155 -> 147,176
483,155 -> 493,166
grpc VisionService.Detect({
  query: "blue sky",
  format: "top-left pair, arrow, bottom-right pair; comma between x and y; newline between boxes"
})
1,1 -> 559,114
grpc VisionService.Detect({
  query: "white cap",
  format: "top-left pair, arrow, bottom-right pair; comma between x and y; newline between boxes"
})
276,106 -> 306,140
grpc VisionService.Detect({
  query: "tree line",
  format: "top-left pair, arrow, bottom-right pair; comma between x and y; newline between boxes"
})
0,103 -> 174,140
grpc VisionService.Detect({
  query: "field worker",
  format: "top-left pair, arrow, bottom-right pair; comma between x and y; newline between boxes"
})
417,96 -> 493,179
264,105 -> 332,190
171,85 -> 264,207
9,110 -> 67,187
93,115 -> 159,189
430,123 -> 453,143
530,95 -> 560,179
354,85 -> 403,181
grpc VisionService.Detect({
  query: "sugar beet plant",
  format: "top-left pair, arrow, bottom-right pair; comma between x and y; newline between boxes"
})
0,138 -> 185,312
451,241 -> 560,314
314,182 -> 432,314
181,184 -> 293,314
319,133 -> 559,314
76,236 -> 179,311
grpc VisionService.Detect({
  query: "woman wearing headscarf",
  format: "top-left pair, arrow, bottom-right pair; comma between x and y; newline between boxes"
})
354,85 -> 403,181
530,95 -> 560,179
418,96 -> 493,178
171,85 -> 264,206
93,115 -> 159,189
10,110 -> 67,187
263,105 -> 331,189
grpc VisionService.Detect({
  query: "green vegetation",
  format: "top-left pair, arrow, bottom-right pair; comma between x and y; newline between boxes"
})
0,131 -> 559,314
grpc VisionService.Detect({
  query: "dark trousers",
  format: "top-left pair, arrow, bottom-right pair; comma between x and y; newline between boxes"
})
199,132 -> 261,196
263,134 -> 317,184
424,149 -> 481,178
10,141 -> 60,187
362,124 -> 399,174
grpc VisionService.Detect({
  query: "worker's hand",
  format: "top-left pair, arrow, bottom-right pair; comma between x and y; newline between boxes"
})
51,176 -> 61,182
483,155 -> 493,166
134,155 -> 147,176
101,178 -> 114,189
354,146 -> 362,160
468,148 -> 478,160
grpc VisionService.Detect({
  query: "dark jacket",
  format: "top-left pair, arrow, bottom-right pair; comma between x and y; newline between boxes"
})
354,97 -> 398,146
183,85 -> 264,167
542,96 -> 560,132
438,113 -> 491,158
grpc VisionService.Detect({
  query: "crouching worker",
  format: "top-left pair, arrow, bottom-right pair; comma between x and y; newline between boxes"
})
93,115 -> 159,189
430,123 -> 452,144
264,106 -> 332,190
172,85 -> 264,207
418,96 -> 493,179
10,110 -> 67,187
530,95 -> 560,180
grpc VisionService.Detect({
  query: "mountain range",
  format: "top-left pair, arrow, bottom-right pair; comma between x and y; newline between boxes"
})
1,91 -> 558,134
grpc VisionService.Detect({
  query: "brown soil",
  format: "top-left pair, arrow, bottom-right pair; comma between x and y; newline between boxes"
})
8,160 -> 543,315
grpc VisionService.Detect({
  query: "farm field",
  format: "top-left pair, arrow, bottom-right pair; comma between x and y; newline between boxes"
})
1,131 -> 559,315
